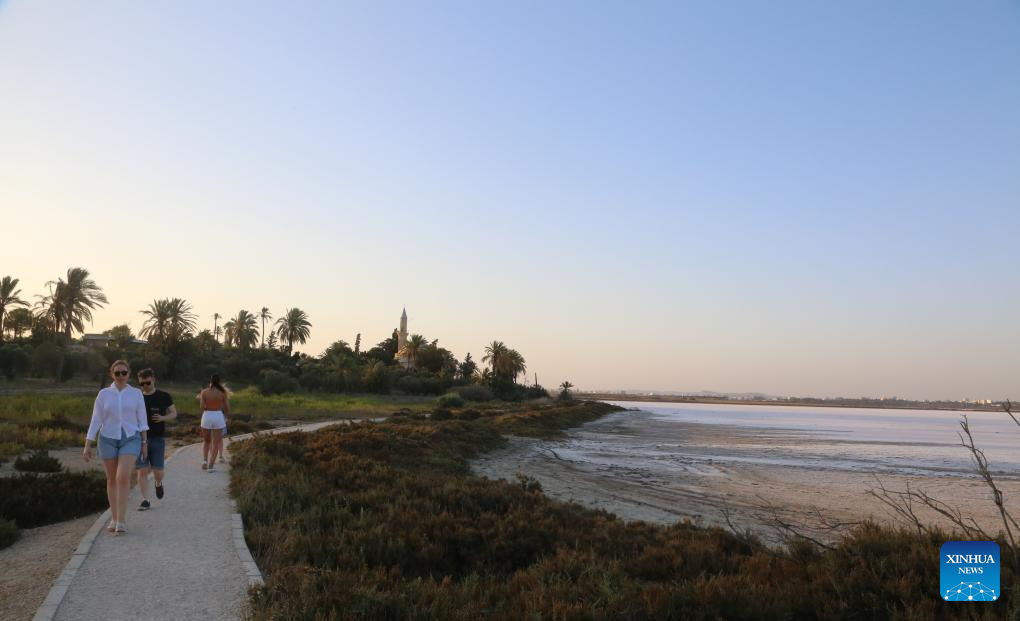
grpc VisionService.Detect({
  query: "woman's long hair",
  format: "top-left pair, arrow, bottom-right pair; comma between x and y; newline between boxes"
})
208,374 -> 228,394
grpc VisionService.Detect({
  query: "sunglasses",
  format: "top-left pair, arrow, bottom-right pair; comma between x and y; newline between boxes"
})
139,380 -> 153,386
113,370 -> 129,377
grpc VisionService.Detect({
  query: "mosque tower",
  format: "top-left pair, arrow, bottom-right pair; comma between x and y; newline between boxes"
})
396,307 -> 411,368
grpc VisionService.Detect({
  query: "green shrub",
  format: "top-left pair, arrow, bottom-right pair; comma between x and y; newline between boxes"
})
14,450 -> 63,473
436,393 -> 465,408
0,471 -> 107,528
395,374 -> 446,396
257,370 -> 300,396
0,518 -> 19,550
0,344 -> 30,379
450,384 -> 495,402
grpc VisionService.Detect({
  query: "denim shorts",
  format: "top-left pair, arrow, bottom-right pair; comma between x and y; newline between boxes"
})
98,429 -> 142,460
135,436 -> 166,471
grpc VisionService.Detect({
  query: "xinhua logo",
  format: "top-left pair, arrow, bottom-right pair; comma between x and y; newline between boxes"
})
940,541 -> 1000,602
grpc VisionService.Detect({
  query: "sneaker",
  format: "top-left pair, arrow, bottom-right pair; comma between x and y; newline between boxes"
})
201,462 -> 208,470
138,500 -> 151,511
207,466 -> 216,473
105,519 -> 116,532
114,522 -> 127,534
219,455 -> 225,463
155,483 -> 164,500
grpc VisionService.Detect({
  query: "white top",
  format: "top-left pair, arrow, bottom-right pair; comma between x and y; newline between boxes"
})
86,384 -> 149,441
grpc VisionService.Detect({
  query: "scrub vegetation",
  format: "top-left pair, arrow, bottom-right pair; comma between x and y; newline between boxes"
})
230,401 -> 1017,620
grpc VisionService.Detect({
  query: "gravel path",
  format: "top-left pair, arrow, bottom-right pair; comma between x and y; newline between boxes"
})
48,421 -> 344,621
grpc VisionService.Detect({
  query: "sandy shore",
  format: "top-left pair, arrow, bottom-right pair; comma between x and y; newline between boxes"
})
472,412 -> 1020,545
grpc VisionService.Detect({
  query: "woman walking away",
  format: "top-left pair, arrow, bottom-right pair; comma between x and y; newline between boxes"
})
83,360 -> 148,534
199,374 -> 229,472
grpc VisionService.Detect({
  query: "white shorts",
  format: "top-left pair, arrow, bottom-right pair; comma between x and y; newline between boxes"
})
200,410 -> 226,430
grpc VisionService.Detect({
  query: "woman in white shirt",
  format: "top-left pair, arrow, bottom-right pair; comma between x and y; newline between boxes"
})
83,360 -> 149,534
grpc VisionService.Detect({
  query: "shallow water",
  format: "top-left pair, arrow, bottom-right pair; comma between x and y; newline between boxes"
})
581,401 -> 1020,479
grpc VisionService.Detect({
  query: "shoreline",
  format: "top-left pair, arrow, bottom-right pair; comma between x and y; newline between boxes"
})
471,409 -> 1020,544
578,393 -> 1006,413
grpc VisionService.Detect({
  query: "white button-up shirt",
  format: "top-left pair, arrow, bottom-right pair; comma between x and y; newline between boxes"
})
86,384 -> 149,441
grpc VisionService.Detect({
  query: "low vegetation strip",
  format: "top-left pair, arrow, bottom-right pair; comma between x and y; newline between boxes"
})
230,401 -> 1015,620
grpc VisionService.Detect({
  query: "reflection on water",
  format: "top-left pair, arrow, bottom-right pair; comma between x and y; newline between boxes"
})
555,401 -> 1020,479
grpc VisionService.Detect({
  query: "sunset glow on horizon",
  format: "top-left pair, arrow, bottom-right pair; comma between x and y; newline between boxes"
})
1,1 -> 1017,400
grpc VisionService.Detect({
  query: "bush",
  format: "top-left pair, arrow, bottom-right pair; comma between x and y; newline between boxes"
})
257,369 -> 300,396
0,471 -> 108,528
0,344 -> 30,379
30,343 -> 62,379
450,384 -> 495,402
0,518 -> 19,550
436,393 -> 466,408
395,374 -> 446,396
14,450 -> 63,473
430,408 -> 452,421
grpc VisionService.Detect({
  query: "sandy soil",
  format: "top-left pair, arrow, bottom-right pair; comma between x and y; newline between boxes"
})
0,513 -> 100,621
472,417 -> 1020,545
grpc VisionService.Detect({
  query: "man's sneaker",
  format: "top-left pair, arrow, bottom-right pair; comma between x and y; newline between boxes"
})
155,483 -> 164,500
138,500 -> 151,511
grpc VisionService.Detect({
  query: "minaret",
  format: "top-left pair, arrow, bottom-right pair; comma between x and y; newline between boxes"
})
396,307 -> 410,367
398,307 -> 408,353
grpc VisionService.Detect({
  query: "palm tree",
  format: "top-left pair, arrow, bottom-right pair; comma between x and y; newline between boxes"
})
224,310 -> 259,349
507,349 -> 526,383
50,268 -> 108,340
274,308 -> 311,353
483,341 -> 509,378
559,381 -> 574,401
403,334 -> 428,369
139,299 -> 171,347
259,307 -> 272,347
139,298 -> 197,352
0,276 -> 29,342
212,313 -> 221,342
38,268 -> 108,381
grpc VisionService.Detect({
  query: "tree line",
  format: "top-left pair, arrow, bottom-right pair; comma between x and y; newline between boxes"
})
0,268 -> 550,400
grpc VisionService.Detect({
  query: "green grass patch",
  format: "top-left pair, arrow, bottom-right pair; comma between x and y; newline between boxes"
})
230,401 -> 1017,620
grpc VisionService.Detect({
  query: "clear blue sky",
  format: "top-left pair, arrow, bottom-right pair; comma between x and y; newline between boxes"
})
0,1 -> 1017,400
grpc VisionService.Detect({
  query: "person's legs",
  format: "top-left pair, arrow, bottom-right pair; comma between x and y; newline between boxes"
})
148,436 -> 166,497
207,429 -> 222,467
115,455 -> 135,527
215,429 -> 224,463
201,427 -> 211,467
137,466 -> 151,502
102,458 -> 118,526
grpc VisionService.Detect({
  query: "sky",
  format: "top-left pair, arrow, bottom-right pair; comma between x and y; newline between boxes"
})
0,1 -> 1017,400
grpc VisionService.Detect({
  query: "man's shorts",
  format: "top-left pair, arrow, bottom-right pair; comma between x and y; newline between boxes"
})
135,436 -> 166,471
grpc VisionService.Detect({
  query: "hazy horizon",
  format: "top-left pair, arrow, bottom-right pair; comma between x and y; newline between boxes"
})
1,1 -> 1017,401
